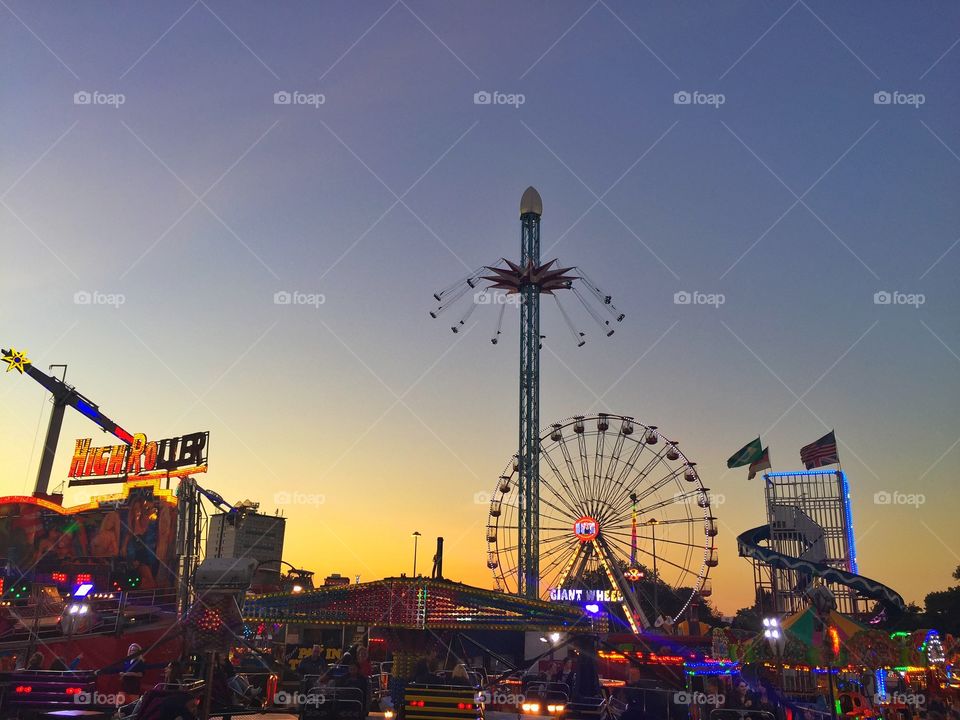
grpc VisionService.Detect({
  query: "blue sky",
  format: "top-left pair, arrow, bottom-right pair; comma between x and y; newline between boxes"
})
1,1 -> 959,613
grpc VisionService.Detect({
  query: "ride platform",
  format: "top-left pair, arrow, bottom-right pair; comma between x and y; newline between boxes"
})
243,576 -> 588,632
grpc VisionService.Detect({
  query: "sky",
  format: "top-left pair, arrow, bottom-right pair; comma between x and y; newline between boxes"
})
1,1 -> 959,616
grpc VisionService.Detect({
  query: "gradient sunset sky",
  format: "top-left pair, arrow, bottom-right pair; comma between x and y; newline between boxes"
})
2,2 -> 959,614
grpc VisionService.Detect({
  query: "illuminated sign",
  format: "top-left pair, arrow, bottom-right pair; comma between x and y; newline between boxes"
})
573,516 -> 599,541
624,566 -> 644,582
69,431 -> 208,481
549,587 -> 622,603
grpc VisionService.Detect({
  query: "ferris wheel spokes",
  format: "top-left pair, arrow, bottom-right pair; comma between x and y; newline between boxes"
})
487,413 -> 717,629
594,535 -> 648,632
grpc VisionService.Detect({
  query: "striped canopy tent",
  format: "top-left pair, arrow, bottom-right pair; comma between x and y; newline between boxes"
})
782,606 -> 867,645
780,606 -> 870,666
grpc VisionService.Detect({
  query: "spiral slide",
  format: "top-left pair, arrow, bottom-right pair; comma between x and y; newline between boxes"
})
737,523 -> 907,613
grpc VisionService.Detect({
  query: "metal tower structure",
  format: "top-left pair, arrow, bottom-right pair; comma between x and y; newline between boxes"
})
431,187 -> 623,599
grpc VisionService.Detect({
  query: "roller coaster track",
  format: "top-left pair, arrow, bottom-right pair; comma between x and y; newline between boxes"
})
737,524 -> 906,613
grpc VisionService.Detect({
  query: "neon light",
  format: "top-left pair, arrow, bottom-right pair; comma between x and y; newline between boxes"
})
875,669 -> 887,701
0,479 -> 177,516
115,428 -> 134,444
73,583 -> 94,598
75,399 -> 99,420
828,626 -> 841,657
838,470 -> 858,574
767,470 -> 841,478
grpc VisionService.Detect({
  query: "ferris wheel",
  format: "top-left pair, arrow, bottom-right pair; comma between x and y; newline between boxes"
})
485,413 -> 718,633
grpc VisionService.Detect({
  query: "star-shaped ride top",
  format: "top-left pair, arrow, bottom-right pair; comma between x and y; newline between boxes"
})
1,347 -> 31,374
481,258 -> 578,295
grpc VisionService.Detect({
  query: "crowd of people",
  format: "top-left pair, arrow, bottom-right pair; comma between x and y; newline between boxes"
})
297,642 -> 375,717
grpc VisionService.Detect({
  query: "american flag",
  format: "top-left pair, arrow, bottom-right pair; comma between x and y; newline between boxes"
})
800,430 -> 839,469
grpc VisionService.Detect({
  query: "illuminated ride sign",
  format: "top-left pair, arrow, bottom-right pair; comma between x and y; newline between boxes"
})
624,566 -> 644,582
69,431 -> 208,484
548,587 -> 623,603
573,516 -> 599,541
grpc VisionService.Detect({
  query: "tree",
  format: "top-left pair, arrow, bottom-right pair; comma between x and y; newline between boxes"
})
921,564 -> 960,635
731,606 -> 762,632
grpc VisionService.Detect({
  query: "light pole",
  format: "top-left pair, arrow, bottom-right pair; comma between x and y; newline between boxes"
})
763,617 -> 786,701
412,531 -> 421,576
646,518 -> 659,621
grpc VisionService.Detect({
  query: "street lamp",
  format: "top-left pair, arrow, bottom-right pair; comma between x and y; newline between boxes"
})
763,617 -> 786,698
412,531 -> 421,576
646,518 -> 659,621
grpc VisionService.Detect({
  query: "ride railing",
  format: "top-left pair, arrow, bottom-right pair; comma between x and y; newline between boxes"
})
117,680 -> 205,720
708,711 -> 776,720
298,686 -> 366,720
0,587 -> 178,647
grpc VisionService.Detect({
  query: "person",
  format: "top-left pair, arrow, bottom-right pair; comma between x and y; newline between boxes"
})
814,693 -> 828,712
222,654 -> 261,706
570,644 -> 601,700
49,657 -> 68,671
120,643 -> 146,700
335,661 -> 370,718
755,685 -> 777,715
725,681 -> 754,710
162,660 -> 185,686
209,654 -> 234,708
355,644 -> 373,677
156,691 -> 201,720
450,665 -> 471,686
25,652 -> 44,670
298,644 -> 327,680
413,658 -> 431,685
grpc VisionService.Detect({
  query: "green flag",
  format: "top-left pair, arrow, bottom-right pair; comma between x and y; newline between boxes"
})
727,437 -> 763,468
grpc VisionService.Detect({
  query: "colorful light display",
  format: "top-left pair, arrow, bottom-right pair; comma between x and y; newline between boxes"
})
243,577 -> 585,631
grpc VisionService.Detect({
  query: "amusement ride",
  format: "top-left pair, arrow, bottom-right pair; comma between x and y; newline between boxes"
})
430,189 -> 717,635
